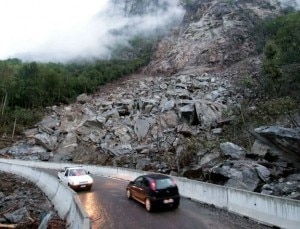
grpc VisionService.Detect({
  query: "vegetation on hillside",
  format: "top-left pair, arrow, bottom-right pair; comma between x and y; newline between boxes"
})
262,11 -> 300,98
253,10 -> 300,99
221,11 -> 300,149
0,37 -> 153,140
1,8 -> 300,151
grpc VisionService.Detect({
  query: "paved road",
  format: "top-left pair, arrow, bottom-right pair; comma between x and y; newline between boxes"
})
46,170 -> 271,229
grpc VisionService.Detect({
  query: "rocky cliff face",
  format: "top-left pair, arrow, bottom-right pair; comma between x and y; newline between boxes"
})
1,0 -> 300,200
144,0 -> 281,75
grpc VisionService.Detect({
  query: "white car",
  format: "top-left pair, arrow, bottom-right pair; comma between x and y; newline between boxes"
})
57,166 -> 93,191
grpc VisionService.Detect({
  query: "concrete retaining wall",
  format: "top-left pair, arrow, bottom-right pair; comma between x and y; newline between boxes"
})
0,159 -> 300,229
0,160 -> 90,229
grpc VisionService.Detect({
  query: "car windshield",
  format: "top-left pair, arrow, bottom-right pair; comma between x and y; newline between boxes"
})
155,178 -> 174,189
69,168 -> 86,176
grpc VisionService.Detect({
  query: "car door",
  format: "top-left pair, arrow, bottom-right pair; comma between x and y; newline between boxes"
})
139,178 -> 151,201
131,177 -> 144,200
60,170 -> 69,184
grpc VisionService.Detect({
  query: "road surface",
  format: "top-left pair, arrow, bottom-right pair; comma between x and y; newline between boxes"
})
46,169 -> 271,229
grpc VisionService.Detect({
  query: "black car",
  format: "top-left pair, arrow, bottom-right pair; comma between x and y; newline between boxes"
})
126,174 -> 180,212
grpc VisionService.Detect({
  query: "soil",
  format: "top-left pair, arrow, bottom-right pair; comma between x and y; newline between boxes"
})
0,171 -> 66,229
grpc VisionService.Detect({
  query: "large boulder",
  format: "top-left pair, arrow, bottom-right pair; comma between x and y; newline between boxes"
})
134,117 -> 150,141
33,133 -> 57,151
195,100 -> 226,127
255,126 -> 300,161
211,161 -> 264,192
220,142 -> 247,160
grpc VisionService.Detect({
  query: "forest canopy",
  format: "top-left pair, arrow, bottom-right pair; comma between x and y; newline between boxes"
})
0,37 -> 153,136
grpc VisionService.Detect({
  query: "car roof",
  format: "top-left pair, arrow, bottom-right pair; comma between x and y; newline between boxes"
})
65,166 -> 83,170
141,174 -> 171,180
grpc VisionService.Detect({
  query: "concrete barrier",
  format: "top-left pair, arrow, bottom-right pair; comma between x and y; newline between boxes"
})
227,188 -> 300,228
69,196 -> 90,229
0,158 -> 300,229
51,182 -> 74,219
0,160 -> 91,229
36,172 -> 60,199
175,176 -> 229,209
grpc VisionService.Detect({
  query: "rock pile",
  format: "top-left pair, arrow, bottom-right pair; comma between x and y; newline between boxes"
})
0,171 -> 66,228
0,0 -> 299,201
1,70 -> 299,200
144,0 -> 281,75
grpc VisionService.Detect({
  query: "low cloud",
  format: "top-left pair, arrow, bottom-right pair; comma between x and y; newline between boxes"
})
279,0 -> 300,9
0,0 -> 184,62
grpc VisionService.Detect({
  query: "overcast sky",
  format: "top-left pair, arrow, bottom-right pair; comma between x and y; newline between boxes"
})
0,0 -> 298,63
0,0 -> 112,61
0,0 -> 184,62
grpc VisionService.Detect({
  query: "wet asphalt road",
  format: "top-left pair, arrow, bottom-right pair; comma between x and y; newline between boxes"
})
77,175 -> 271,229
45,170 -> 271,229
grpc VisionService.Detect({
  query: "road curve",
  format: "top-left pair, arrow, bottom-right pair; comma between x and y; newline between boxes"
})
78,175 -> 270,229
45,169 -> 271,229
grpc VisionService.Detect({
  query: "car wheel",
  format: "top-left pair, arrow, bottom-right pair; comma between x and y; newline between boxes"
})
145,198 -> 152,212
126,189 -> 132,199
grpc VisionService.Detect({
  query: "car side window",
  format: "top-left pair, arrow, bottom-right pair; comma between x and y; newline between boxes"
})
135,177 -> 143,186
65,170 -> 68,176
143,178 -> 150,188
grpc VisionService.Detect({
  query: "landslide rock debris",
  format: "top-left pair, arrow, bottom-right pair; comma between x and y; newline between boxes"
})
0,171 -> 66,228
0,0 -> 300,201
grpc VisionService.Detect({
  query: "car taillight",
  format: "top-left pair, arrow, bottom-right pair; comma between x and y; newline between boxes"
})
150,180 -> 156,190
172,179 -> 177,186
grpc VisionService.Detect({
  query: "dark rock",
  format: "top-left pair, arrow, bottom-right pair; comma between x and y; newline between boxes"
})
225,167 -> 261,192
136,158 -> 152,170
220,142 -> 246,160
255,164 -> 270,182
272,181 -> 299,196
285,174 -> 300,182
182,166 -> 203,179
38,153 -> 50,161
4,207 -> 29,223
255,126 -> 300,157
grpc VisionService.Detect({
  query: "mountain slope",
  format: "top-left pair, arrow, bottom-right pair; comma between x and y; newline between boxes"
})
2,0 -> 300,200
144,0 -> 281,75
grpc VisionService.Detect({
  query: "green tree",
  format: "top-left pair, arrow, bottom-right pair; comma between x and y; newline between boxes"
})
262,12 -> 300,98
